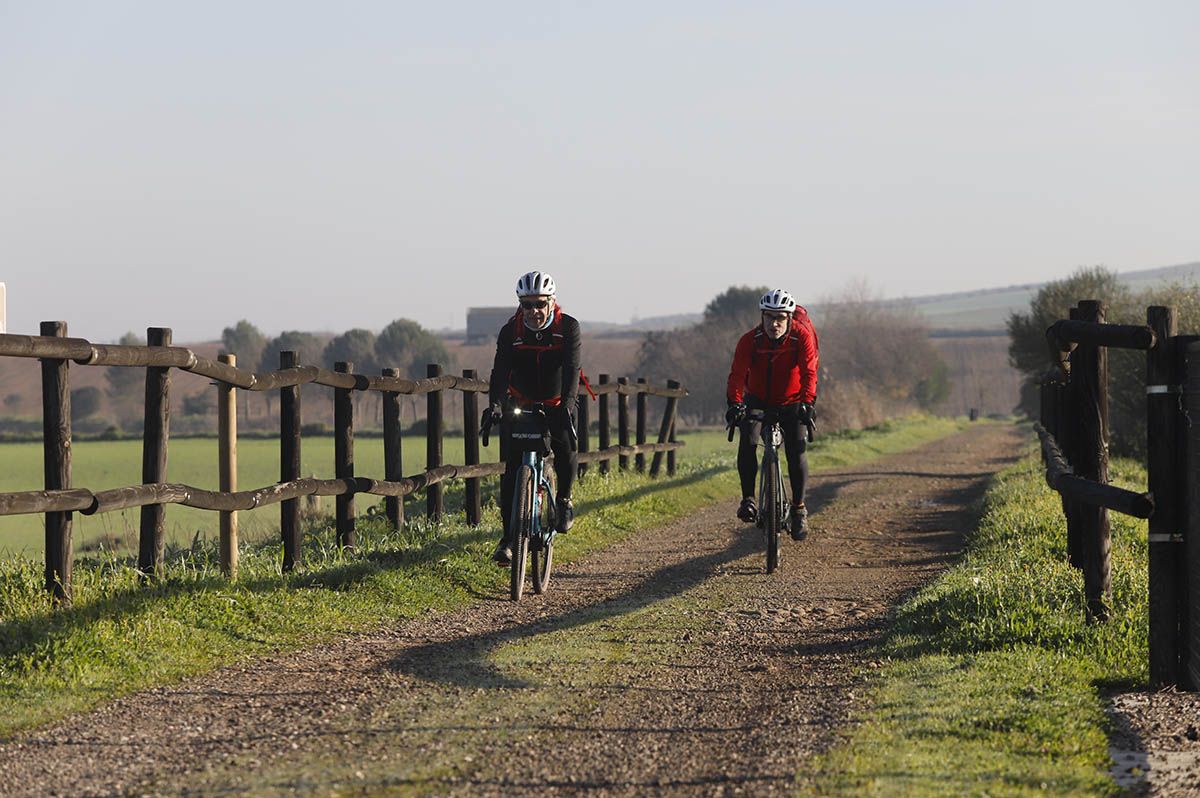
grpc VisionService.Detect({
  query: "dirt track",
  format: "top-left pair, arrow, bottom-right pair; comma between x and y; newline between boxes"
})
0,424 -> 1025,797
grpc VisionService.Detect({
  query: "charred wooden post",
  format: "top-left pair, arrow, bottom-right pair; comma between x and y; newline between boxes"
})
462,369 -> 482,526
218,353 -> 238,577
598,374 -> 612,475
650,380 -> 681,477
617,377 -> 630,471
138,327 -> 172,580
635,377 -> 648,472
426,363 -> 444,520
1076,300 -> 1112,620
334,361 -> 356,550
40,321 -> 73,602
280,350 -> 302,572
576,387 -> 590,479
1147,306 -> 1187,686
382,367 -> 404,531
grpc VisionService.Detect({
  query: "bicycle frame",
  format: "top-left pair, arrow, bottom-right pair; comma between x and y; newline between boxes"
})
506,406 -> 557,550
747,409 -> 791,533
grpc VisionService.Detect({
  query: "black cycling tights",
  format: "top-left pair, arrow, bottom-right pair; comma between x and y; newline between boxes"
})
737,421 -> 809,506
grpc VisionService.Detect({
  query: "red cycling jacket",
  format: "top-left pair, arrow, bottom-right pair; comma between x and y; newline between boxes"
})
726,311 -> 819,406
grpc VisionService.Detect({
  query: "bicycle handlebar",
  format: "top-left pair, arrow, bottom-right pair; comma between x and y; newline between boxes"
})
726,407 -> 816,444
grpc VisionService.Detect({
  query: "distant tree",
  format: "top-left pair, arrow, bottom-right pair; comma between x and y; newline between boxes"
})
221,320 -> 266,373
259,331 -> 325,372
324,328 -> 378,372
105,332 -> 146,425
375,319 -> 453,376
181,393 -> 212,416
71,386 -> 103,420
4,393 -> 20,411
703,285 -> 769,329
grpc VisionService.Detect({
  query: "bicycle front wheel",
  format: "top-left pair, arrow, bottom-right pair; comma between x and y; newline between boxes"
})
763,459 -> 781,574
509,464 -> 534,601
531,479 -> 556,594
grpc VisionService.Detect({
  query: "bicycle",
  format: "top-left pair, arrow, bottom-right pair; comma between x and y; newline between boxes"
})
728,407 -> 812,574
483,404 -> 558,601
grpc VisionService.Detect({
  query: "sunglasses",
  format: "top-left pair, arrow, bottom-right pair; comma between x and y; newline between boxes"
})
763,312 -> 791,323
520,299 -> 550,310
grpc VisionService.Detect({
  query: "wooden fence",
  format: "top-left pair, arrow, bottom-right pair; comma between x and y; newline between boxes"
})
1036,302 -> 1195,688
0,324 -> 687,603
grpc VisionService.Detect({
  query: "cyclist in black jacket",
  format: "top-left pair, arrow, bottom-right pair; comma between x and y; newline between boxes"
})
487,271 -> 582,565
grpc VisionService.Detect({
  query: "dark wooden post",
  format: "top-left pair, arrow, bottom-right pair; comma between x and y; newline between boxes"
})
1184,337 -> 1200,689
334,361 -> 356,551
1076,299 -> 1111,620
280,350 -> 302,572
650,379 -> 680,477
427,363 -> 444,520
1147,306 -> 1186,686
463,370 -> 482,526
598,374 -> 611,475
617,377 -> 630,471
576,387 -> 590,479
1064,305 -> 1084,570
382,367 -> 404,531
40,321 -> 72,602
667,414 -> 677,476
138,326 -> 171,579
635,377 -> 648,472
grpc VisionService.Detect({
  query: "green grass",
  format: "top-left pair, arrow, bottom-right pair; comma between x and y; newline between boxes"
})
0,414 -> 971,739
801,447 -> 1147,797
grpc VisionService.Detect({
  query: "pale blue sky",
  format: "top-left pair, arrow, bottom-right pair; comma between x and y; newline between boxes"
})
2,1 -> 1198,341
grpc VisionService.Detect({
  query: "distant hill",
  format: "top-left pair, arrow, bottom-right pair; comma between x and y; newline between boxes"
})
813,261 -> 1200,335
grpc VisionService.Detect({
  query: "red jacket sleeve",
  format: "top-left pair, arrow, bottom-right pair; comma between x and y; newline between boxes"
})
797,323 -> 818,403
726,332 -> 753,404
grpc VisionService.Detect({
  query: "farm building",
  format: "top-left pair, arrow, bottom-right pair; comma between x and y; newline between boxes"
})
466,307 -> 516,342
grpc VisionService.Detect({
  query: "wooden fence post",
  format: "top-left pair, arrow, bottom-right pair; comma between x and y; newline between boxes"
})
40,320 -> 72,602
617,377 -> 630,471
427,363 -> 444,520
1076,299 -> 1111,620
218,353 -> 238,577
576,388 -> 590,479
1184,337 -> 1200,688
1147,306 -> 1186,686
650,379 -> 680,477
667,413 -> 677,476
139,327 -> 172,579
280,350 -> 302,572
463,369 -> 482,526
382,367 -> 404,531
334,361 -> 356,551
635,377 -> 648,472
1065,305 -> 1084,570
598,374 -> 611,475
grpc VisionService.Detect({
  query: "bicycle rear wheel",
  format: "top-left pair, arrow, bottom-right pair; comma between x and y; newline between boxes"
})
531,479 -> 556,594
763,459 -> 781,574
509,465 -> 534,601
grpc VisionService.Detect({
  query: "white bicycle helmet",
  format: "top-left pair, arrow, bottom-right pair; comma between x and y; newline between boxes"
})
516,271 -> 557,297
759,288 -> 796,313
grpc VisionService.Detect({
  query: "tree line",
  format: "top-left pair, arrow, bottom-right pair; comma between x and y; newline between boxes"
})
1007,265 -> 1200,458
635,284 -> 950,430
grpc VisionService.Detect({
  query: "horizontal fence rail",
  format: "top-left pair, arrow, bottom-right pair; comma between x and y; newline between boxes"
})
3,327 -> 688,603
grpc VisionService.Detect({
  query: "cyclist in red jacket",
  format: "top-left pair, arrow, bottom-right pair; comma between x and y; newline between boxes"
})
726,289 -> 819,539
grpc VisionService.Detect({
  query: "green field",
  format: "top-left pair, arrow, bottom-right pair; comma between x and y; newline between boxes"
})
0,430 -> 737,554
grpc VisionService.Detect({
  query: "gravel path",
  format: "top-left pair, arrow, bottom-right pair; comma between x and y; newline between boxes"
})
2,424 -> 1026,797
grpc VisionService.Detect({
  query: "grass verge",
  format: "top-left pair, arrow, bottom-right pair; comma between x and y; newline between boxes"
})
800,446 -> 1147,797
0,414 -> 971,739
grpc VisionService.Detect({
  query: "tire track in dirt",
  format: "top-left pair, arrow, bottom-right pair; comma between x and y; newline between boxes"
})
0,423 -> 1026,797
